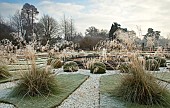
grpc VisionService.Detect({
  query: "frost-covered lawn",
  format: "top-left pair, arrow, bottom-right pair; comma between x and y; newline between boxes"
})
7,58 -> 47,71
153,72 -> 170,83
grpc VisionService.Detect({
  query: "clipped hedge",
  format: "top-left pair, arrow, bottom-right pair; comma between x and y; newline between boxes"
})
63,61 -> 79,72
90,62 -> 106,74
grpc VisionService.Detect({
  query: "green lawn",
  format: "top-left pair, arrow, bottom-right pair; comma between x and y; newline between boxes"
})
0,71 -> 20,84
7,65 -> 30,71
100,74 -> 170,108
153,72 -> 170,83
7,64 -> 45,71
0,74 -> 89,108
0,77 -> 19,84
7,58 -> 47,71
0,78 -> 9,83
9,60 -> 46,65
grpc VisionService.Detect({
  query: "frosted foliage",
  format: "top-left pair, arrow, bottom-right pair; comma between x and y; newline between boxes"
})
116,30 -> 136,47
94,29 -> 137,51
26,45 -> 35,53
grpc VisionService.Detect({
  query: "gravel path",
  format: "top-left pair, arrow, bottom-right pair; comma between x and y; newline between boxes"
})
0,81 -> 17,108
0,81 -> 17,90
57,75 -> 100,108
56,69 -> 119,108
0,103 -> 15,108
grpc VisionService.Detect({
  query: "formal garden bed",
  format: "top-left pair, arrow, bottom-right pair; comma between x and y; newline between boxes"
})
0,47 -> 170,108
0,74 -> 89,108
100,74 -> 170,108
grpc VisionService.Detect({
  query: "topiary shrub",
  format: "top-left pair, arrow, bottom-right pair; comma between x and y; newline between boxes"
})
74,60 -> 85,69
0,65 -> 11,79
118,64 -> 130,73
51,59 -> 62,69
154,57 -> 166,67
145,59 -> 159,71
90,62 -> 106,74
115,58 -> 169,106
63,61 -> 79,72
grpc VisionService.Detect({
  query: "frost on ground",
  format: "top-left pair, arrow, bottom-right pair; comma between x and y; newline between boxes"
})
0,103 -> 15,108
0,82 -> 16,90
57,69 -> 119,108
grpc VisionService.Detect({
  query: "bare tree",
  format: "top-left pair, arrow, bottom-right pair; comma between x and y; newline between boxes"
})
0,16 -> 14,41
38,14 -> 59,41
10,10 -> 22,37
60,14 -> 76,41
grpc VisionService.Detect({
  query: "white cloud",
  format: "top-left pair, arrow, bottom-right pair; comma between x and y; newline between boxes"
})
38,1 -> 84,17
0,2 -> 22,20
86,0 -> 170,37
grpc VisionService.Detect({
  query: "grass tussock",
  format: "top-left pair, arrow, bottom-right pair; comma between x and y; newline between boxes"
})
11,50 -> 58,97
115,58 -> 169,106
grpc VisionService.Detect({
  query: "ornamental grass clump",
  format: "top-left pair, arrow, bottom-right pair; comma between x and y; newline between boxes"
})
11,51 -> 58,97
115,58 -> 169,106
63,61 -> 79,72
90,62 -> 106,74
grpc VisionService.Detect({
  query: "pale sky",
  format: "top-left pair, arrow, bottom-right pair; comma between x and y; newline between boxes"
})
0,0 -> 170,38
